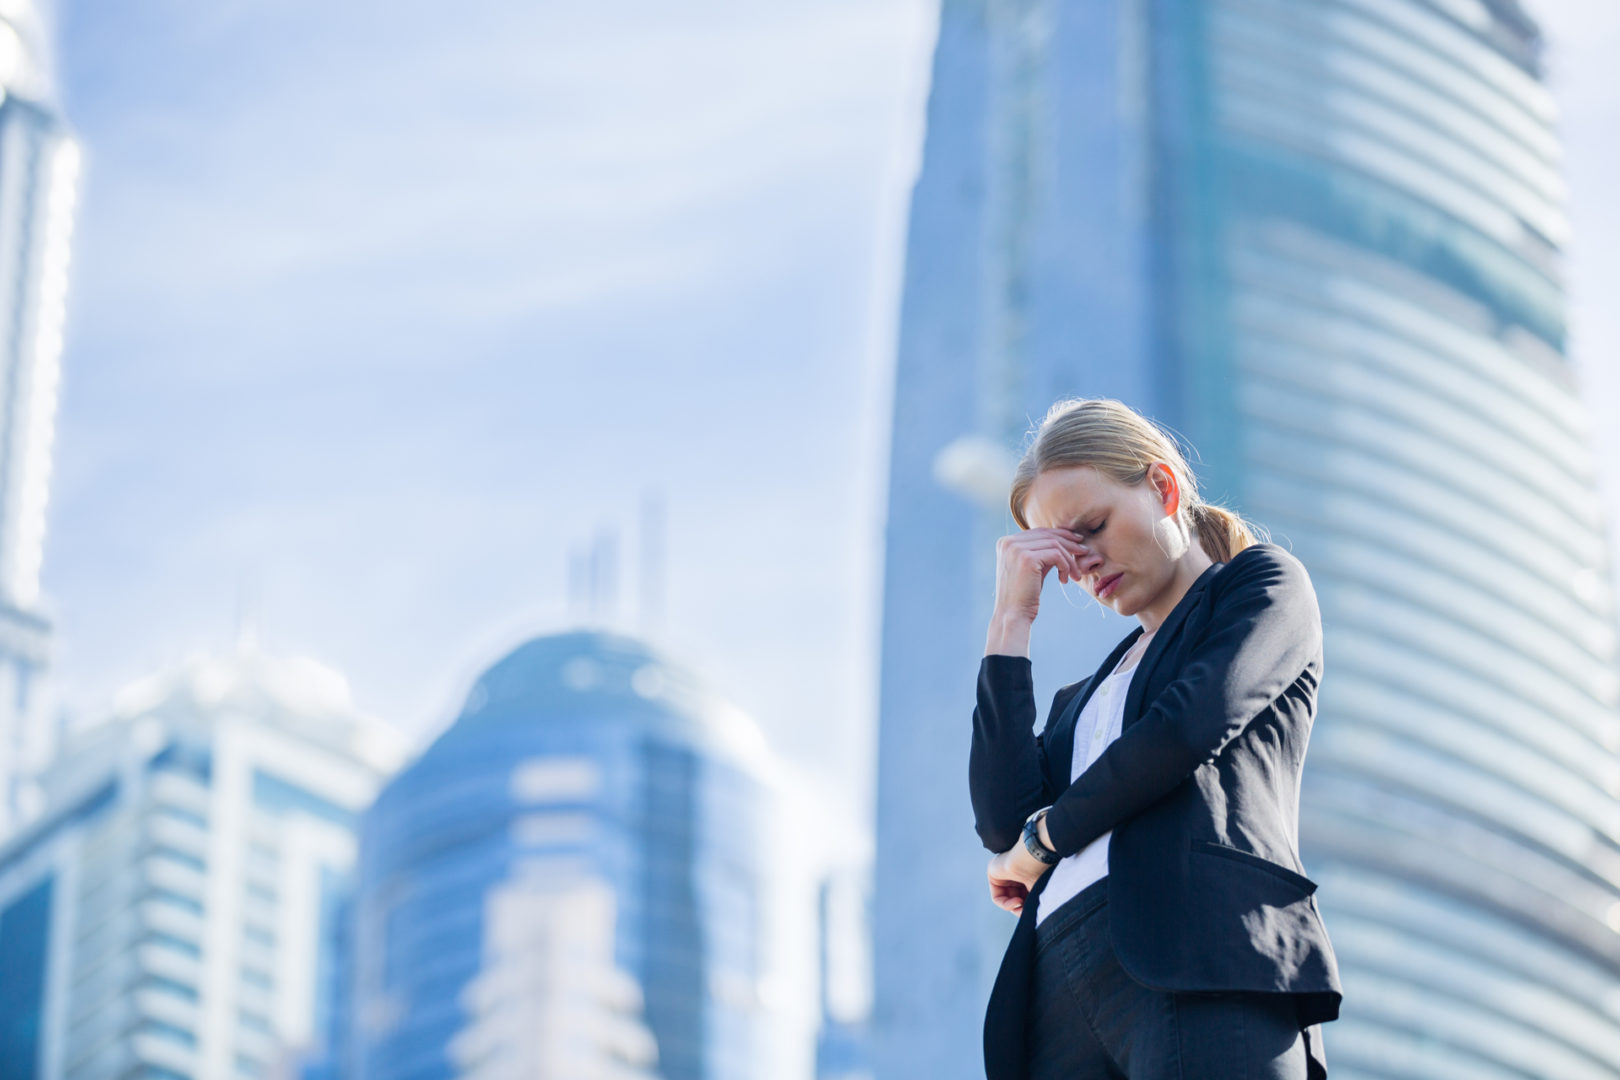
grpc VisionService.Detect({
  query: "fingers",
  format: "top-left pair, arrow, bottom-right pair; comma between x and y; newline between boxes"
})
994,529 -> 1089,606
1002,527 -> 1087,558
1025,540 -> 1083,584
991,884 -> 1027,914
988,874 -> 1030,914
1030,530 -> 1089,566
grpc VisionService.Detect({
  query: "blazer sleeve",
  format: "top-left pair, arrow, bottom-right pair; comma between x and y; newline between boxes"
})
968,654 -> 1082,854
1042,544 -> 1323,860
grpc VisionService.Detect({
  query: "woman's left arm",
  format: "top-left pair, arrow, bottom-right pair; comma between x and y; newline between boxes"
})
1040,544 -> 1323,860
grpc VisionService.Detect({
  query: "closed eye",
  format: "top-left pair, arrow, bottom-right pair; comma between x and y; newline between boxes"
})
1068,518 -> 1105,540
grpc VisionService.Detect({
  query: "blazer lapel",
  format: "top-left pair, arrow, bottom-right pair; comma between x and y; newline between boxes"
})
1121,558 -> 1227,729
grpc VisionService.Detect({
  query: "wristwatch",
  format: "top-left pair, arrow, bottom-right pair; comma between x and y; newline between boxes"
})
1022,806 -> 1059,865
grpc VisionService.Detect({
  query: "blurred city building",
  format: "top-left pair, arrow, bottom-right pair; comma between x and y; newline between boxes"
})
0,632 -> 407,1079
874,0 -> 1620,1077
447,875 -> 661,1080
339,629 -> 775,1080
0,0 -> 81,839
813,866 -> 872,1080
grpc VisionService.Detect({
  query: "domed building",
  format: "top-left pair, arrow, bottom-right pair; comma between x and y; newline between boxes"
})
0,632 -> 407,1079
342,629 -> 775,1080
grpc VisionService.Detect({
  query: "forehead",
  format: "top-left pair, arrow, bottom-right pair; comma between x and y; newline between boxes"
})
1025,466 -> 1117,528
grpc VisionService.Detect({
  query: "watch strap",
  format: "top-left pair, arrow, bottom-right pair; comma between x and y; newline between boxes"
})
1022,806 -> 1059,864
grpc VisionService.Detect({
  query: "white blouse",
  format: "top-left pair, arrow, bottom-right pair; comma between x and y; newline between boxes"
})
1033,653 -> 1140,926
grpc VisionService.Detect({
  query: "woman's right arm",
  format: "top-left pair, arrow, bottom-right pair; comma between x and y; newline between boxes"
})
968,530 -> 1087,853
971,648 -> 1074,853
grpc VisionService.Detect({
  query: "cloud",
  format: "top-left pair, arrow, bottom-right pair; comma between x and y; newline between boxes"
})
47,0 -> 938,814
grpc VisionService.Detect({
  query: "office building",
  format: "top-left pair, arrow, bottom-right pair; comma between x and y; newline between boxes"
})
343,629 -> 774,1080
447,873 -> 662,1080
813,866 -> 872,1080
0,0 -> 82,838
0,635 -> 406,1078
873,1 -> 1620,1076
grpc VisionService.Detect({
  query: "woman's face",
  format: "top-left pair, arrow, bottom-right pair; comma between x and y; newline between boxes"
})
1023,463 -> 1183,617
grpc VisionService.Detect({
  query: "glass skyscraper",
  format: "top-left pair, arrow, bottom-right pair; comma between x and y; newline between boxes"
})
341,630 -> 774,1080
0,0 -> 81,838
0,635 -> 407,1079
813,867 -> 872,1080
446,874 -> 663,1080
873,1 -> 1620,1077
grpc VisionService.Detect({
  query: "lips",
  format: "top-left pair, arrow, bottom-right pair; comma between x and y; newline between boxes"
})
1096,572 -> 1123,599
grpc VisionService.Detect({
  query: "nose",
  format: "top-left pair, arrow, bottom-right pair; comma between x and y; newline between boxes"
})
1071,543 -> 1105,577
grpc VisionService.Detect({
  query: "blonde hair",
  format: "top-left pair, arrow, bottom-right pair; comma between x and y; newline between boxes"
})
1008,397 -> 1266,563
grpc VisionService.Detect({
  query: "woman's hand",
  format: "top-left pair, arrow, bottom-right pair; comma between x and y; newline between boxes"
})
987,527 -> 1090,656
987,841 -> 1052,915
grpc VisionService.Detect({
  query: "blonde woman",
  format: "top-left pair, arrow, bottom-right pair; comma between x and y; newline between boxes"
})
970,398 -> 1342,1079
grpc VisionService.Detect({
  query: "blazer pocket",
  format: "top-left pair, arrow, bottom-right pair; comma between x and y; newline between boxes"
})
1190,838 -> 1318,895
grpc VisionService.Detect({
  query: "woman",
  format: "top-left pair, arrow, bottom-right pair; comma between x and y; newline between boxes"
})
969,398 -> 1342,1080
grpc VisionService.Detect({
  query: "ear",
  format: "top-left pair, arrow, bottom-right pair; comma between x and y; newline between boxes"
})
1150,462 -> 1180,517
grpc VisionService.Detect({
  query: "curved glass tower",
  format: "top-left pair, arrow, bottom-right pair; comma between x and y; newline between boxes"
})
343,630 -> 774,1080
0,0 -> 80,836
874,1 -> 1620,1077
1206,3 -> 1620,1077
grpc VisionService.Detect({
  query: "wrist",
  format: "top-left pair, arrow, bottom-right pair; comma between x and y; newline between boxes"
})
1021,806 -> 1059,866
985,611 -> 1034,657
1010,842 -> 1046,877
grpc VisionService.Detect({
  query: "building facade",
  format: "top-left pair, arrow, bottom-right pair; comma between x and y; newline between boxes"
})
874,1 -> 1620,1077
446,874 -> 661,1080
341,630 -> 774,1080
813,866 -> 872,1080
0,635 -> 407,1079
0,0 -> 81,838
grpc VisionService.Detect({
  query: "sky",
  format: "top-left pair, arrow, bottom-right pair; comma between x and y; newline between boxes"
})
30,1 -> 1620,1069
1536,0 -> 1620,571
47,0 -> 938,862
40,0 -> 1620,869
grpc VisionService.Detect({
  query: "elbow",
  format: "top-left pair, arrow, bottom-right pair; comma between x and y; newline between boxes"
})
971,786 -> 1037,852
975,817 -> 1021,855
969,780 -> 1029,853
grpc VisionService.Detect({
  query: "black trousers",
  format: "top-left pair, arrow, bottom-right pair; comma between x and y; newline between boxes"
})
1028,876 -> 1309,1079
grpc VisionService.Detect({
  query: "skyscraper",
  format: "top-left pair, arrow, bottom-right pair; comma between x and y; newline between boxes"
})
874,1 -> 1620,1076
447,874 -> 662,1080
0,0 -> 81,838
0,635 -> 407,1079
342,630 -> 775,1080
813,866 -> 872,1080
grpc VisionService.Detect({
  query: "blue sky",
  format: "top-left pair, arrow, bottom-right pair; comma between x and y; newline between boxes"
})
47,0 -> 936,858
41,0 -> 1620,859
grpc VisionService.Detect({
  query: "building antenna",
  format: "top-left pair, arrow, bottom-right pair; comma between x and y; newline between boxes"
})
568,542 -> 590,622
234,569 -> 260,652
593,524 -> 619,628
639,487 -> 666,639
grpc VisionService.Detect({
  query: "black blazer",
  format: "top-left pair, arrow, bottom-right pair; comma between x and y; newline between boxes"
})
969,542 -> 1342,1080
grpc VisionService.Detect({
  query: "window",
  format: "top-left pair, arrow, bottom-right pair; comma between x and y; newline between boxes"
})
139,975 -> 200,1003
140,1020 -> 197,1048
0,878 -> 53,1080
